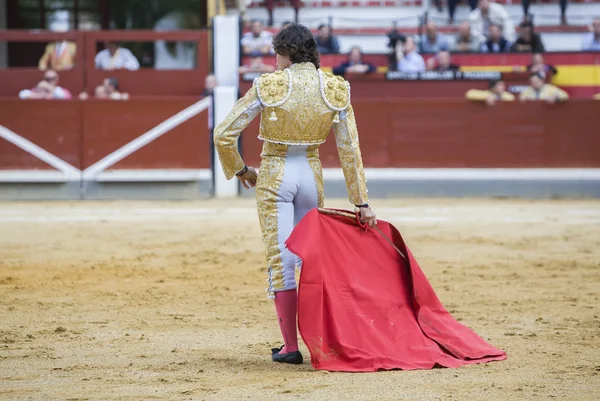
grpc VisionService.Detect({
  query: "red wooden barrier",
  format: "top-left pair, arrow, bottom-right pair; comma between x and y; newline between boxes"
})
240,100 -> 600,168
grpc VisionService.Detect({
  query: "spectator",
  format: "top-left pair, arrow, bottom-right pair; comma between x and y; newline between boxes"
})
420,21 -> 449,54
332,47 -> 376,76
19,70 -> 72,100
469,0 -> 515,43
582,18 -> 600,51
466,79 -> 515,106
426,50 -> 460,72
79,77 -> 129,100
314,24 -> 340,54
453,22 -> 480,53
239,56 -> 276,75
527,53 -> 557,79
38,39 -> 77,71
511,21 -> 545,53
395,37 -> 426,73
521,0 -> 568,25
481,24 -> 510,53
202,74 -> 218,97
448,0 -> 477,25
241,20 -> 273,56
95,41 -> 140,71
520,72 -> 569,103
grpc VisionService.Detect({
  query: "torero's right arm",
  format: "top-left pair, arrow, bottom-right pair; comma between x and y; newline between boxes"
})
213,84 -> 263,179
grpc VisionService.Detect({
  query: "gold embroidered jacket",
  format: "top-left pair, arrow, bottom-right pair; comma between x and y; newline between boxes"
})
213,62 -> 368,206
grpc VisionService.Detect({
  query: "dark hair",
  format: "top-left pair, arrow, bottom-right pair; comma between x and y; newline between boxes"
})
272,23 -> 320,68
529,71 -> 544,80
488,79 -> 501,89
520,21 -> 534,29
106,77 -> 119,91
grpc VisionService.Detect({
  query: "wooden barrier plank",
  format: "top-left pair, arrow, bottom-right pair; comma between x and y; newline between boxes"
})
0,100 -> 82,170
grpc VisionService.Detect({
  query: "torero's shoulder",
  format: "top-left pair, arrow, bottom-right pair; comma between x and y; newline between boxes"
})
318,70 -> 350,111
255,70 -> 292,107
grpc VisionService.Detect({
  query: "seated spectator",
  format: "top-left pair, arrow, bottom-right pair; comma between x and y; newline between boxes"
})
466,79 -> 515,106
394,37 -> 426,73
239,56 -> 276,75
481,24 -> 510,53
469,0 -> 515,43
241,20 -> 273,56
520,72 -> 568,103
202,74 -> 218,97
582,18 -> 600,51
426,50 -> 460,72
419,21 -> 449,54
38,39 -> 77,71
315,24 -> 340,55
527,53 -> 557,79
79,77 -> 129,100
511,21 -> 545,53
95,41 -> 140,71
332,47 -> 376,76
19,70 -> 72,100
453,22 -> 480,53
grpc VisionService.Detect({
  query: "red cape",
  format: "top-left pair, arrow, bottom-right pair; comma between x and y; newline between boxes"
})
286,208 -> 507,372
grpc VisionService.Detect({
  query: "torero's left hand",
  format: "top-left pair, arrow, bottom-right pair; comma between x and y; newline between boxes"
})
237,166 -> 258,189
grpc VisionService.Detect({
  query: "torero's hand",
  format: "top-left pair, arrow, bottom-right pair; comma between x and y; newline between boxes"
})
356,206 -> 377,227
236,166 -> 258,189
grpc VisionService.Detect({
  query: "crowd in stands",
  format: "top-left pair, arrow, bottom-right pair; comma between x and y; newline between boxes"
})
16,3 -> 600,103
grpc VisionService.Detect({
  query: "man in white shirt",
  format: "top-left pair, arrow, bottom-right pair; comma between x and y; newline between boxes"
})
19,70 -> 72,100
469,0 -> 515,43
241,20 -> 273,56
396,37 -> 426,73
95,41 -> 140,71
582,18 -> 600,51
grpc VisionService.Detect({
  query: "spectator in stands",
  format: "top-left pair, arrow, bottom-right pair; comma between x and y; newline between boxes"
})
481,24 -> 510,53
241,20 -> 274,56
202,74 -> 217,97
466,79 -> 515,106
520,72 -> 568,103
447,0 -> 477,26
38,39 -> 77,71
469,0 -> 515,43
454,22 -> 480,53
582,18 -> 600,51
511,21 -> 545,53
314,24 -> 340,54
95,41 -> 140,71
332,47 -> 376,77
426,50 -> 460,72
79,77 -> 129,100
521,0 -> 568,25
419,21 -> 449,54
19,70 -> 72,100
394,37 -> 426,73
527,53 -> 557,79
239,56 -> 277,74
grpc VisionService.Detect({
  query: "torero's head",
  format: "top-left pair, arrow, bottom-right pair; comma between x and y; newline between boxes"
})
272,23 -> 320,70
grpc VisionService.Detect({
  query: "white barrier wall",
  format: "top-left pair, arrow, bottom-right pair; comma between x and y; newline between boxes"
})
213,86 -> 240,198
213,15 -> 241,87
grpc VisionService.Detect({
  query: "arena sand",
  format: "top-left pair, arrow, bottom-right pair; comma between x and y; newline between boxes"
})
0,199 -> 599,401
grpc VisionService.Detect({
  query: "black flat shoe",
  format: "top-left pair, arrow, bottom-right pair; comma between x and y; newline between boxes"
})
271,345 -> 303,364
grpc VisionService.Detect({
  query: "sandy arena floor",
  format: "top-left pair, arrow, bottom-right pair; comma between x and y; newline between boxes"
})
1,198 -> 599,400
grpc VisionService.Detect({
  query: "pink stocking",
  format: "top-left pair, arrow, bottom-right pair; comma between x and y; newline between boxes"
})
274,289 -> 299,354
